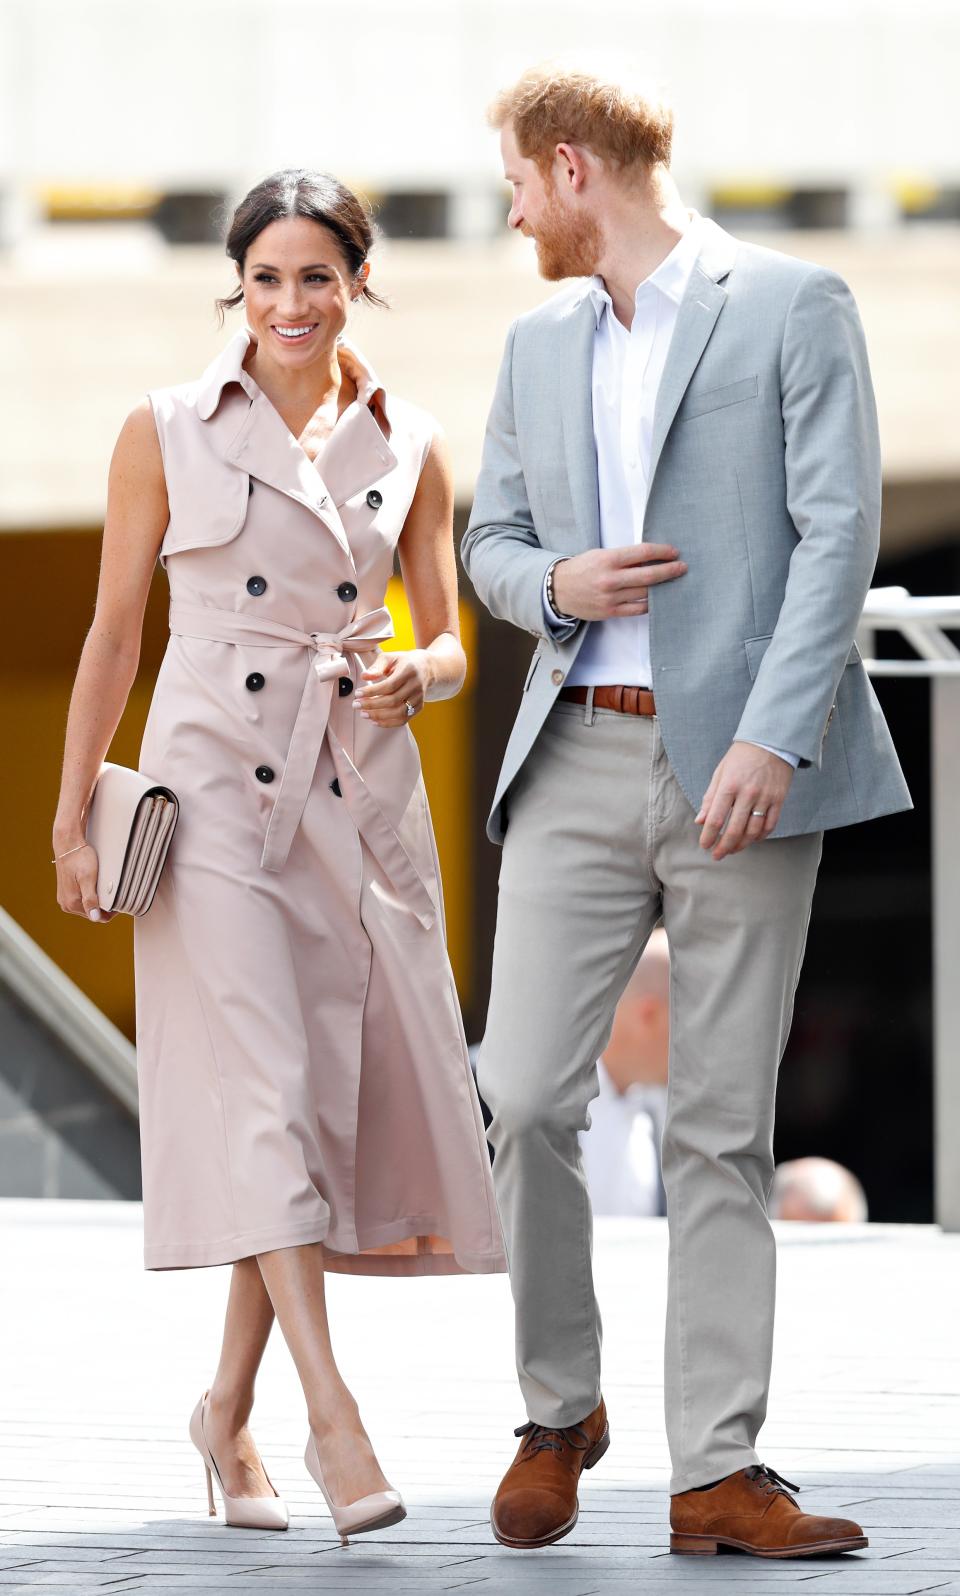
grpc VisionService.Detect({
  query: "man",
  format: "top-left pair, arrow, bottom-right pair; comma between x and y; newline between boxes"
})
769,1157 -> 869,1222
461,62 -> 910,1557
580,927 -> 670,1217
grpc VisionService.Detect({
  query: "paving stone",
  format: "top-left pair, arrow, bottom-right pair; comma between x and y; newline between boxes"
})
1,1202 -> 958,1592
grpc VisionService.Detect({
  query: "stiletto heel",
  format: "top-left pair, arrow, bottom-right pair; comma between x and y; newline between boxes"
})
189,1391 -> 290,1530
304,1431 -> 406,1542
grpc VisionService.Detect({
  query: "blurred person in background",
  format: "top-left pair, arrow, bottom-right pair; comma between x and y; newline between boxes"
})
769,1158 -> 868,1223
51,169 -> 504,1544
462,59 -> 911,1557
580,927 -> 669,1218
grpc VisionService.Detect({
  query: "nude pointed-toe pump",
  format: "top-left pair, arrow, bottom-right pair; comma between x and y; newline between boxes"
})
189,1391 -> 290,1530
304,1431 -> 406,1545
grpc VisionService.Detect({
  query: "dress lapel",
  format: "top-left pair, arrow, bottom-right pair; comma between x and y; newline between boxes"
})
221,390 -> 352,557
316,401 -> 398,509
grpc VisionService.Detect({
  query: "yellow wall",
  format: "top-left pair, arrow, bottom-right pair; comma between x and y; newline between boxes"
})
1,533 -> 474,1039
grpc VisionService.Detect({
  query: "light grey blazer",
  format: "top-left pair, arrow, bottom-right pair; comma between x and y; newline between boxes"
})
461,218 -> 911,844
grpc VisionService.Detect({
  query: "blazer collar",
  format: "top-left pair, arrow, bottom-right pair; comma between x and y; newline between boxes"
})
564,211 -> 738,318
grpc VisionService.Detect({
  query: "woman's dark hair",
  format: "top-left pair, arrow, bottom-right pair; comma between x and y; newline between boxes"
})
215,169 -> 387,323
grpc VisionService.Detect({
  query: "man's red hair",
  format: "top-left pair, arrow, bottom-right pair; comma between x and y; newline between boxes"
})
489,62 -> 674,173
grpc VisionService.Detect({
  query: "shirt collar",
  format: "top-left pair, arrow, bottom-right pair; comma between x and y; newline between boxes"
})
196,327 -> 386,422
586,210 -> 703,329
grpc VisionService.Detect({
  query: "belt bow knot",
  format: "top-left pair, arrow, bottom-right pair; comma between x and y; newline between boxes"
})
167,601 -> 437,929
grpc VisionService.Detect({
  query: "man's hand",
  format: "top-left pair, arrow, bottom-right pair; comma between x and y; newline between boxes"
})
696,742 -> 795,860
553,544 -> 687,620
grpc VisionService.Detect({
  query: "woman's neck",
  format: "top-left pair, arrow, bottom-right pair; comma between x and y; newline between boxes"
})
242,336 -> 355,437
245,337 -> 347,429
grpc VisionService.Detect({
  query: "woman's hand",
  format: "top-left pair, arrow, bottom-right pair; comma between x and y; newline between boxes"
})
53,842 -> 114,923
354,650 -> 433,727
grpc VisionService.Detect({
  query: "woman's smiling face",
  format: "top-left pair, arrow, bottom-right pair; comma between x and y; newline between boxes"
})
238,214 -> 362,365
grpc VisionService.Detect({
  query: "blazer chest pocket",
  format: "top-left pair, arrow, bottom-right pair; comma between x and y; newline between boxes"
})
681,374 -> 759,422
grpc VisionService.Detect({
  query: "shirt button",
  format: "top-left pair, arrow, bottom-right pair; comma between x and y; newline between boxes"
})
245,672 -> 265,692
337,581 -> 358,602
255,765 -> 275,783
551,669 -> 564,685
366,489 -> 383,510
246,575 -> 267,596
338,677 -> 354,697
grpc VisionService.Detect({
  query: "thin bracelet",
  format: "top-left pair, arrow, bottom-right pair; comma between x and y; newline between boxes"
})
51,842 -> 87,865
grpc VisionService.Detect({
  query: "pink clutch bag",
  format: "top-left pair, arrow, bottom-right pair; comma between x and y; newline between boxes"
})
85,762 -> 179,916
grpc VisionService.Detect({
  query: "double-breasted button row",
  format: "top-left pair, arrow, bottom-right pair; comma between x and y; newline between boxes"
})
246,672 -> 265,692
337,581 -> 358,603
366,489 -> 382,510
338,677 -> 353,697
246,574 -> 267,596
255,765 -> 274,783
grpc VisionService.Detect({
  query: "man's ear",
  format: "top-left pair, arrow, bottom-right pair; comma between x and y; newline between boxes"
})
554,141 -> 591,193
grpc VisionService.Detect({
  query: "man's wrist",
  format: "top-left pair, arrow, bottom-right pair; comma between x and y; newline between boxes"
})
742,740 -> 800,770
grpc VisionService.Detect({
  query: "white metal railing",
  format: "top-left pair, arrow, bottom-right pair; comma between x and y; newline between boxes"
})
0,906 -> 138,1117
858,586 -> 960,1232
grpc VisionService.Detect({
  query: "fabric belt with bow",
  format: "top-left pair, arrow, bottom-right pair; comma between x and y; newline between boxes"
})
167,602 -> 437,930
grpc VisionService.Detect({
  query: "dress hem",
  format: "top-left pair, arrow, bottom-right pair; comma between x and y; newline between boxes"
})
143,1213 -> 507,1276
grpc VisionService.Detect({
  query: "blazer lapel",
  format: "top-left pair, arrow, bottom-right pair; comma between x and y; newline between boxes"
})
559,294 -> 602,550
646,219 -> 739,492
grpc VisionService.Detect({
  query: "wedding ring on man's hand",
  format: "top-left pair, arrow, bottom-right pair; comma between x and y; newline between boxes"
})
751,810 -> 766,817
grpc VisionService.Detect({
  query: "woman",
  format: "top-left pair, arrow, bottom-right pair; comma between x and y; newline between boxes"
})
52,169 -> 505,1541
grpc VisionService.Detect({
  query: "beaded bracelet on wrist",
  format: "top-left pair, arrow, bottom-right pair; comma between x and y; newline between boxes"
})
546,559 -> 576,623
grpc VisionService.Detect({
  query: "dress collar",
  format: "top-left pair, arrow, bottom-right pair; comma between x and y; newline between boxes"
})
196,327 -> 387,425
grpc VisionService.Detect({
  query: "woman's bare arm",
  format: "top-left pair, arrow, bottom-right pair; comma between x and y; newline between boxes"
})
53,399 -> 169,919
357,428 -> 466,725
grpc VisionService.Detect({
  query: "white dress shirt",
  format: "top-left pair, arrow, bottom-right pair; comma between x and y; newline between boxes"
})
542,214 -> 798,767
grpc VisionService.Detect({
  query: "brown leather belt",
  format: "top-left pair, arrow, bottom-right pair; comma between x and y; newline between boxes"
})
558,684 -> 657,716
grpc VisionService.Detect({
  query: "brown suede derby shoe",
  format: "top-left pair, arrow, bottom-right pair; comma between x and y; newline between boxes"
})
670,1464 -> 868,1557
490,1398 -> 610,1549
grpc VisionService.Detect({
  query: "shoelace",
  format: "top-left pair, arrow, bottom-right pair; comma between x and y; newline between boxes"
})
514,1419 -> 590,1460
745,1463 -> 801,1506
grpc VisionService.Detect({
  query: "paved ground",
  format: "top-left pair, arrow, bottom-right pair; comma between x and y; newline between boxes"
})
1,1200 -> 958,1594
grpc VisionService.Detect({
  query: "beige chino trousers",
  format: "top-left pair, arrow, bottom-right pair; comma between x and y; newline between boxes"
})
478,699 -> 822,1494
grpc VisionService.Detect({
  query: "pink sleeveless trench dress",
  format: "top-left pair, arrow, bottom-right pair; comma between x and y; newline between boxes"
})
133,329 -> 505,1276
